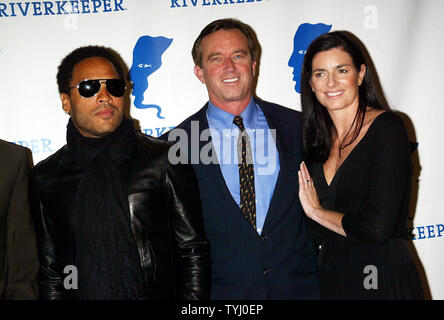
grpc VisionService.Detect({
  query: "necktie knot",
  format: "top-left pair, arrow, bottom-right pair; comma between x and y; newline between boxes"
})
233,116 -> 245,132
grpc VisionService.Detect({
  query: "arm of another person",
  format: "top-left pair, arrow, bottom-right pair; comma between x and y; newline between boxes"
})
299,116 -> 411,243
6,148 -> 39,299
166,162 -> 211,300
30,171 -> 64,300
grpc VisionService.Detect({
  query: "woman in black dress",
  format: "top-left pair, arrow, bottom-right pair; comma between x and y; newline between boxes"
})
297,31 -> 424,299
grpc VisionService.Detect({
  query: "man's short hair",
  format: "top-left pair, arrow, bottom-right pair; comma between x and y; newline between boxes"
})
192,18 -> 258,67
57,45 -> 125,95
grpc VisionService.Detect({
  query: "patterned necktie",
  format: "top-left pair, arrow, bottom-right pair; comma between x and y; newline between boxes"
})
233,116 -> 256,229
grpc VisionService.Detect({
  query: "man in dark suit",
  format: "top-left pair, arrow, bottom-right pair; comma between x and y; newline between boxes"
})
0,139 -> 39,299
163,18 -> 319,299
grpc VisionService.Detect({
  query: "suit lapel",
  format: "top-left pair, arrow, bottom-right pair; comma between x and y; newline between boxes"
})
191,105 -> 238,208
259,101 -> 300,234
190,101 -> 301,235
192,104 -> 263,234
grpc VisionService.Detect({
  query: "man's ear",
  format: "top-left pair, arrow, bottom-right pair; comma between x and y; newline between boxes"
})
194,65 -> 205,84
60,93 -> 71,114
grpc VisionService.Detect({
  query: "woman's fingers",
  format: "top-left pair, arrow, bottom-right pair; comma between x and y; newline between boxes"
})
298,169 -> 305,190
300,161 -> 312,186
298,162 -> 323,220
299,163 -> 306,183
301,161 -> 312,182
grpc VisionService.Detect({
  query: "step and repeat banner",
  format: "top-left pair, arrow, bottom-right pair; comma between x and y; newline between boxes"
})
1,0 -> 443,299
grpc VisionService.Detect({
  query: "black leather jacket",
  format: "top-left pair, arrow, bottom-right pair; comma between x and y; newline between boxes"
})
31,133 -> 210,300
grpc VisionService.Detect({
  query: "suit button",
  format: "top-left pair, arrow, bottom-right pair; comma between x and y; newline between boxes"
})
260,235 -> 268,241
263,268 -> 271,275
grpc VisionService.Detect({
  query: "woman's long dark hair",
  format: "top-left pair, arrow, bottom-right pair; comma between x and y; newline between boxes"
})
300,31 -> 390,163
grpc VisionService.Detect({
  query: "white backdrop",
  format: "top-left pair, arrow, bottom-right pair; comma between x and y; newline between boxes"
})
1,0 -> 442,299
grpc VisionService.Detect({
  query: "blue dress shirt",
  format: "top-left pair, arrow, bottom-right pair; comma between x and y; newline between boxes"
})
206,98 -> 280,234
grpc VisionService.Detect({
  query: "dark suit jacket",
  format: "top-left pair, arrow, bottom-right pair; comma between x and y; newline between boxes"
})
162,98 -> 319,299
0,139 -> 39,299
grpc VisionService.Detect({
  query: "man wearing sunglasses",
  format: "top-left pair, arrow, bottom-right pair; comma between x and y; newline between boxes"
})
31,46 -> 210,300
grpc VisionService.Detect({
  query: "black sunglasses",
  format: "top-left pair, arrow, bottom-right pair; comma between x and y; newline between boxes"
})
70,79 -> 126,98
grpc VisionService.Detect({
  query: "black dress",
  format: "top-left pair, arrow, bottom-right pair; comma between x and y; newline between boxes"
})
309,112 -> 424,299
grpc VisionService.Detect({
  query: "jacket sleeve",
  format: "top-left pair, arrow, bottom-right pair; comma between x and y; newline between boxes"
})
341,114 -> 411,244
30,170 -> 64,300
165,162 -> 211,300
6,148 -> 39,299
